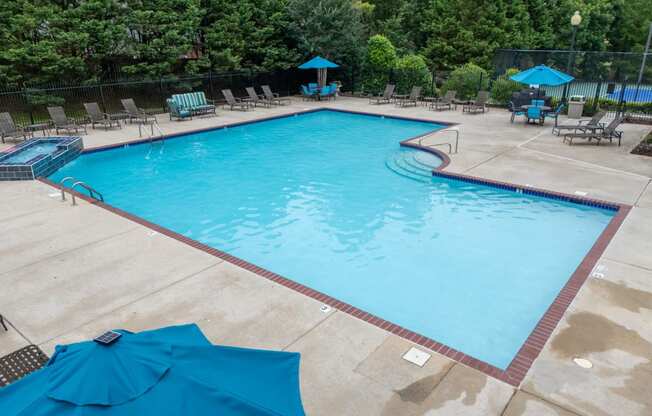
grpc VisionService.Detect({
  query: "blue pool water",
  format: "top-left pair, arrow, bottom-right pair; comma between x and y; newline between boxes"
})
3,142 -> 59,163
51,110 -> 614,369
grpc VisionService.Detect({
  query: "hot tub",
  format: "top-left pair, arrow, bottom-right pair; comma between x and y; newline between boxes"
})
0,137 -> 83,180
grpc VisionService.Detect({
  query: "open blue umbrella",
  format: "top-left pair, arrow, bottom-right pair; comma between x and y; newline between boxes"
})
0,324 -> 305,415
510,65 -> 574,87
298,56 -> 339,87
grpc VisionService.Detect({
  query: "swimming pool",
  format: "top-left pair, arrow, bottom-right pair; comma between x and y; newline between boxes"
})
50,110 -> 616,371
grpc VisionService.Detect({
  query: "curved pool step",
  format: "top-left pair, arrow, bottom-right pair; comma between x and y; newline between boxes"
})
385,149 -> 436,182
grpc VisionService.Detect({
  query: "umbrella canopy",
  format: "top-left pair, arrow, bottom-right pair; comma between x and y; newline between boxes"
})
510,65 -> 574,86
298,56 -> 339,88
0,324 -> 305,416
298,56 -> 339,69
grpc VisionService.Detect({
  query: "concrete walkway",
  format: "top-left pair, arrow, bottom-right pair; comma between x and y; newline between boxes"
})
1,97 -> 651,415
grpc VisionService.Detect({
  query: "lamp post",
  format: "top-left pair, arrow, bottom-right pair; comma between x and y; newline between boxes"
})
563,11 -> 582,102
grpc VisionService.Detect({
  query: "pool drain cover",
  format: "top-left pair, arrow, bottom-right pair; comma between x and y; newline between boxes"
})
573,357 -> 593,369
402,347 -> 431,367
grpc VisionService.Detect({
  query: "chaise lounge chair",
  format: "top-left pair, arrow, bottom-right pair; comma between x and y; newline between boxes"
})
0,112 -> 32,143
245,87 -> 271,108
396,86 -> 422,107
166,98 -> 193,121
47,106 -> 87,135
170,92 -> 216,116
121,99 -> 156,124
551,110 -> 605,136
262,85 -> 291,105
430,90 -> 457,111
369,84 -> 395,104
462,91 -> 489,114
221,89 -> 252,111
83,102 -> 121,129
563,116 -> 624,146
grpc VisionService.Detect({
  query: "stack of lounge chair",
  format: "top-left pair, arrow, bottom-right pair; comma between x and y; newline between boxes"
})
563,116 -> 624,146
47,106 -> 87,135
369,84 -> 395,104
462,91 -> 489,114
0,112 -> 32,143
262,85 -> 291,105
245,87 -> 272,108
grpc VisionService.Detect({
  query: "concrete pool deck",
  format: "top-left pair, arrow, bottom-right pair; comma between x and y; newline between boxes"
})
1,97 -> 651,415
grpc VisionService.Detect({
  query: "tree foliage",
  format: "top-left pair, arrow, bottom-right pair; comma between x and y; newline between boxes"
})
441,63 -> 489,99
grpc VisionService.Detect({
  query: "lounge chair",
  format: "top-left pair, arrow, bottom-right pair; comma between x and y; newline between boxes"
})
526,106 -> 544,125
245,87 -> 271,108
543,103 -> 564,125
563,116 -> 624,146
83,102 -> 121,129
262,85 -> 291,105
121,99 -> 156,124
319,84 -> 337,101
47,106 -> 87,135
551,110 -> 605,136
508,101 -> 525,123
166,99 -> 193,121
0,112 -> 32,143
396,86 -> 422,107
369,84 -> 395,104
431,90 -> 457,111
170,92 -> 216,116
462,91 -> 489,113
221,89 -> 252,111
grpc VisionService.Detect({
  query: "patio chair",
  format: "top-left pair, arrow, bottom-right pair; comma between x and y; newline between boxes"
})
543,103 -> 564,125
245,87 -> 271,108
0,112 -> 32,143
262,85 -> 291,105
430,90 -> 457,111
47,106 -> 87,135
563,116 -> 624,146
396,86 -> 422,107
508,101 -> 525,123
525,106 -> 544,125
552,110 -> 605,136
83,102 -> 121,130
300,85 -> 317,101
369,84 -> 395,104
319,84 -> 337,101
462,91 -> 489,113
221,89 -> 252,111
166,98 -> 193,121
120,99 -> 156,124
0,344 -> 49,387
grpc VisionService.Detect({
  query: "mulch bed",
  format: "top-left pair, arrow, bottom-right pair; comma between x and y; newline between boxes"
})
631,132 -> 652,156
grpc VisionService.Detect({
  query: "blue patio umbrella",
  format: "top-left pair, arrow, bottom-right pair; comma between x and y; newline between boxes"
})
298,56 -> 339,87
510,65 -> 574,87
0,324 -> 305,415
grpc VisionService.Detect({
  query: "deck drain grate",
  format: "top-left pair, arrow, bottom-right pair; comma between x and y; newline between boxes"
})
402,347 -> 431,367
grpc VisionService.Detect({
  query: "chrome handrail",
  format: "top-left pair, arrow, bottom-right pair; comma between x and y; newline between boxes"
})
59,177 -> 76,201
417,127 -> 460,154
59,176 -> 104,205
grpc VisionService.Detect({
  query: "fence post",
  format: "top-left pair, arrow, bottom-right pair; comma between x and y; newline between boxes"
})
207,71 -> 214,99
591,80 -> 602,114
478,71 -> 483,94
617,81 -> 627,117
22,86 -> 34,124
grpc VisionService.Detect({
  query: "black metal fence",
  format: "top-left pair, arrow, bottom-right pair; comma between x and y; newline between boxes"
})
0,69 -> 318,125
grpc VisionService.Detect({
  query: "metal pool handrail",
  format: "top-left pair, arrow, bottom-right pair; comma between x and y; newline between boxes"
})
417,126 -> 460,154
59,176 -> 104,205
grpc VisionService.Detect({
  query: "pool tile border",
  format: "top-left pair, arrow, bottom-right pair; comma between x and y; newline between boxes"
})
40,108 -> 630,387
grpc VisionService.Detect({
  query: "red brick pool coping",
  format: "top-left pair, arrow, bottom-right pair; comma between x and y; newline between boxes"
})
39,108 -> 631,387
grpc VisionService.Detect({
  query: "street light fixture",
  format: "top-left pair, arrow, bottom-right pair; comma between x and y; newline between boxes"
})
563,11 -> 582,102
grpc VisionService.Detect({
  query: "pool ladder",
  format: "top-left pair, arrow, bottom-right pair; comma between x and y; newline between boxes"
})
417,126 -> 460,154
59,177 -> 104,206
139,119 -> 166,143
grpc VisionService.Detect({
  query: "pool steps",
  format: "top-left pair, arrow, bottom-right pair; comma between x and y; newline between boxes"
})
385,149 -> 440,182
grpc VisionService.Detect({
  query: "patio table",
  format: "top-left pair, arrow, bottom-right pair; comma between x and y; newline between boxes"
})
24,122 -> 52,136
520,105 -> 551,112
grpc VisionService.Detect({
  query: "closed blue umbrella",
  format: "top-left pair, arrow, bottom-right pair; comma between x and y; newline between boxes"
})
0,324 -> 305,415
510,65 -> 574,87
298,56 -> 339,87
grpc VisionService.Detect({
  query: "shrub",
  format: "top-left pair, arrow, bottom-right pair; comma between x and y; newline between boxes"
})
441,63 -> 488,100
363,34 -> 397,93
490,68 -> 521,104
394,54 -> 435,96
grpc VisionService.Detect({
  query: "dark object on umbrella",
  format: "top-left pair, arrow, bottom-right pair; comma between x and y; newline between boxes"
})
0,324 -> 305,415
